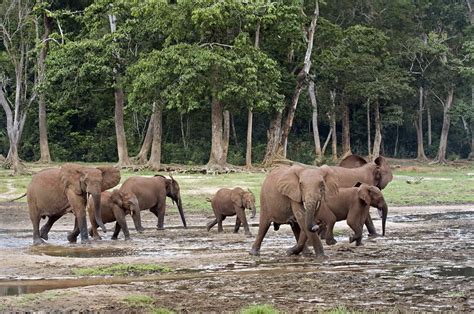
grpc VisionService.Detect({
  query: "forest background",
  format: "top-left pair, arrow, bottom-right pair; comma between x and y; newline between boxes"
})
1,0 -> 473,174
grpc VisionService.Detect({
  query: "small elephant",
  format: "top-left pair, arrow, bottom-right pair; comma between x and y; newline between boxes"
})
67,190 -> 144,242
206,187 -> 257,236
316,183 -> 388,246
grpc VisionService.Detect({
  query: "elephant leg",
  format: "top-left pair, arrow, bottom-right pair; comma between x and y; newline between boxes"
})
234,217 -> 241,233
118,219 -> 130,241
217,215 -> 226,233
90,222 -> 102,240
113,206 -> 130,240
286,222 -> 306,256
30,211 -> 45,245
67,219 -> 80,243
111,222 -> 121,240
77,215 -> 90,244
365,214 -> 378,237
347,216 -> 364,246
291,201 -> 325,258
207,218 -> 217,231
235,208 -> 251,236
249,217 -> 271,256
324,213 -> 338,246
40,214 -> 62,240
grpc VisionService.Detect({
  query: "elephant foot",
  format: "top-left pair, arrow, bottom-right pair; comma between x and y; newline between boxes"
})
156,226 -> 165,231
245,232 -> 252,238
217,229 -> 223,233
349,235 -> 362,244
80,238 -> 91,245
136,227 -> 145,233
124,236 -> 131,241
92,236 -> 102,241
368,232 -> 380,238
111,236 -> 118,240
355,242 -> 364,247
67,233 -> 77,243
326,238 -> 337,245
313,253 -> 328,260
33,237 -> 46,245
249,248 -> 260,256
40,232 -> 48,241
286,245 -> 303,256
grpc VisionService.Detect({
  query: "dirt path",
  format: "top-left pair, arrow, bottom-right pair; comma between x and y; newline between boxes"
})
0,202 -> 472,312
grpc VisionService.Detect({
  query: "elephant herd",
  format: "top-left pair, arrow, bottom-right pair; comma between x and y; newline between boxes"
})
21,154 -> 393,259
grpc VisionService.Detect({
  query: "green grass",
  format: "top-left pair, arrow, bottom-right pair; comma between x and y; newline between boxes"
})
241,304 -> 279,314
17,291 -> 63,304
123,295 -> 154,307
325,306 -> 352,314
71,263 -> 172,277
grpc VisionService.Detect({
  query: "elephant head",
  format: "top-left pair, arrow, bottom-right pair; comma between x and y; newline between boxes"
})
277,166 -> 338,233
60,164 -> 121,233
110,189 -> 144,233
164,174 -> 187,228
339,154 -> 368,168
339,154 -> 393,190
356,182 -> 388,236
231,188 -> 257,219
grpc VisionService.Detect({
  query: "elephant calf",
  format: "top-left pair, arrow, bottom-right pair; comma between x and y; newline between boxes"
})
316,183 -> 388,246
68,190 -> 144,242
206,187 -> 257,236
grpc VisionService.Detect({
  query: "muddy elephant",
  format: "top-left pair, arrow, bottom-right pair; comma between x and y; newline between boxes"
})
316,183 -> 388,246
206,187 -> 257,236
249,165 -> 338,257
67,189 -> 143,242
326,154 -> 393,236
27,164 -> 121,245
119,174 -> 186,229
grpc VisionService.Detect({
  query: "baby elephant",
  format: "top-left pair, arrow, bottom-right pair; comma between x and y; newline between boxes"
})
316,183 -> 388,246
68,190 -> 143,242
206,187 -> 257,236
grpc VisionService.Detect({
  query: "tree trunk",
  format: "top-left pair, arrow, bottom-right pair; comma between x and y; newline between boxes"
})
436,88 -> 454,163
394,125 -> 399,157
37,12 -> 52,163
427,103 -> 432,146
308,80 -> 322,162
180,113 -> 188,150
416,86 -> 428,160
329,90 -> 337,162
231,113 -> 238,147
341,101 -> 351,156
469,86 -> 474,160
262,111 -> 282,166
366,99 -> 371,157
133,112 -> 155,164
207,97 -> 227,168
276,0 -> 319,158
372,99 -> 382,158
147,105 -> 162,170
223,110 -> 230,159
246,109 -> 253,168
321,128 -> 332,157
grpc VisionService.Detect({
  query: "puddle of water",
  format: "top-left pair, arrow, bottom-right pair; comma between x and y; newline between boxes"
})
390,211 -> 474,223
29,245 -> 133,258
434,266 -> 474,277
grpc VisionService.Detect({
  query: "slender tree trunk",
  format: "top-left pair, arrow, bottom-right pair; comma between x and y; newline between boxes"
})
109,14 -> 131,167
180,113 -> 188,150
394,125 -> 399,157
469,86 -> 474,160
367,99 -> 371,156
262,111 -> 282,166
246,109 -> 253,168
321,128 -> 332,157
372,99 -> 382,158
308,80 -> 322,162
147,105 -> 162,170
208,96 -> 227,168
427,103 -> 432,146
276,0 -> 319,159
341,101 -> 351,156
416,86 -> 428,160
329,90 -> 337,162
37,11 -> 52,163
134,112 -> 155,164
436,88 -> 454,163
223,110 -> 230,160
231,113 -> 238,147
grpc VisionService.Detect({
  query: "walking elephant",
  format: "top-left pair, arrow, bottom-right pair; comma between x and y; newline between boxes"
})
249,165 -> 338,257
316,183 -> 388,246
119,174 -> 186,229
206,187 -> 256,236
67,189 -> 143,242
326,154 -> 393,236
27,164 -> 121,245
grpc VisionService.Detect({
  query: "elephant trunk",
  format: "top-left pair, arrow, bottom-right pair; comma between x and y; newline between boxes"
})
177,197 -> 187,228
306,200 -> 321,233
380,204 -> 388,236
250,206 -> 256,219
92,193 -> 107,233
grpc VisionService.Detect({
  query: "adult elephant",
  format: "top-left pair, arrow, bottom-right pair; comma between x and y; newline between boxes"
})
326,154 -> 393,236
27,164 -> 121,245
119,174 -> 186,229
249,165 -> 338,257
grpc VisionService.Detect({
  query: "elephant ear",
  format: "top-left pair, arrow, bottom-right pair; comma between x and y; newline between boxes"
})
322,170 -> 339,199
97,166 -> 121,191
358,185 -> 371,205
231,188 -> 244,208
110,189 -> 123,207
374,156 -> 393,189
277,166 -> 303,202
60,164 -> 83,195
339,154 -> 367,168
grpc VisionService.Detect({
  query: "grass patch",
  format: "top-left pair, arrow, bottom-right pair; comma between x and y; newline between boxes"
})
241,304 -> 279,314
325,306 -> 352,314
17,291 -> 62,304
153,308 -> 176,314
123,295 -> 154,307
447,291 -> 465,298
72,263 -> 172,277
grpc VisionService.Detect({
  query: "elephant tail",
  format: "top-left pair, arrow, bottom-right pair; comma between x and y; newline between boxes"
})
206,197 -> 212,202
8,193 -> 26,202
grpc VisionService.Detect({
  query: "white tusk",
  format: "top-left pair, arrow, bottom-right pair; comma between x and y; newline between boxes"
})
316,200 -> 321,210
303,201 -> 307,210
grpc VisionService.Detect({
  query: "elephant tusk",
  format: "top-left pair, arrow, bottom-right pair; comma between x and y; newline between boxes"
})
316,200 -> 321,210
378,208 -> 383,218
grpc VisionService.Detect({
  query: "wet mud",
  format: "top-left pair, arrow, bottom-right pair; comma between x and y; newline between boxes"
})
0,203 -> 472,312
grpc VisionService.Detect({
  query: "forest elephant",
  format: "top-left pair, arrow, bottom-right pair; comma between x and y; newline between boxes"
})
327,154 -> 393,236
316,183 -> 388,246
119,174 -> 186,229
67,189 -> 143,242
206,187 -> 257,236
249,165 -> 338,258
27,164 -> 121,245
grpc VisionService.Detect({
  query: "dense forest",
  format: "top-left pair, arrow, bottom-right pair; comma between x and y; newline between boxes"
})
0,0 -> 473,174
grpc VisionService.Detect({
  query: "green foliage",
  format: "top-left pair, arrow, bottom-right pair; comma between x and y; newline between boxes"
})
72,263 -> 172,276
240,304 -> 279,314
122,295 -> 154,307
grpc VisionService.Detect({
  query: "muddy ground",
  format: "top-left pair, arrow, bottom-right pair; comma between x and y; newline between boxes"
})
0,202 -> 472,313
